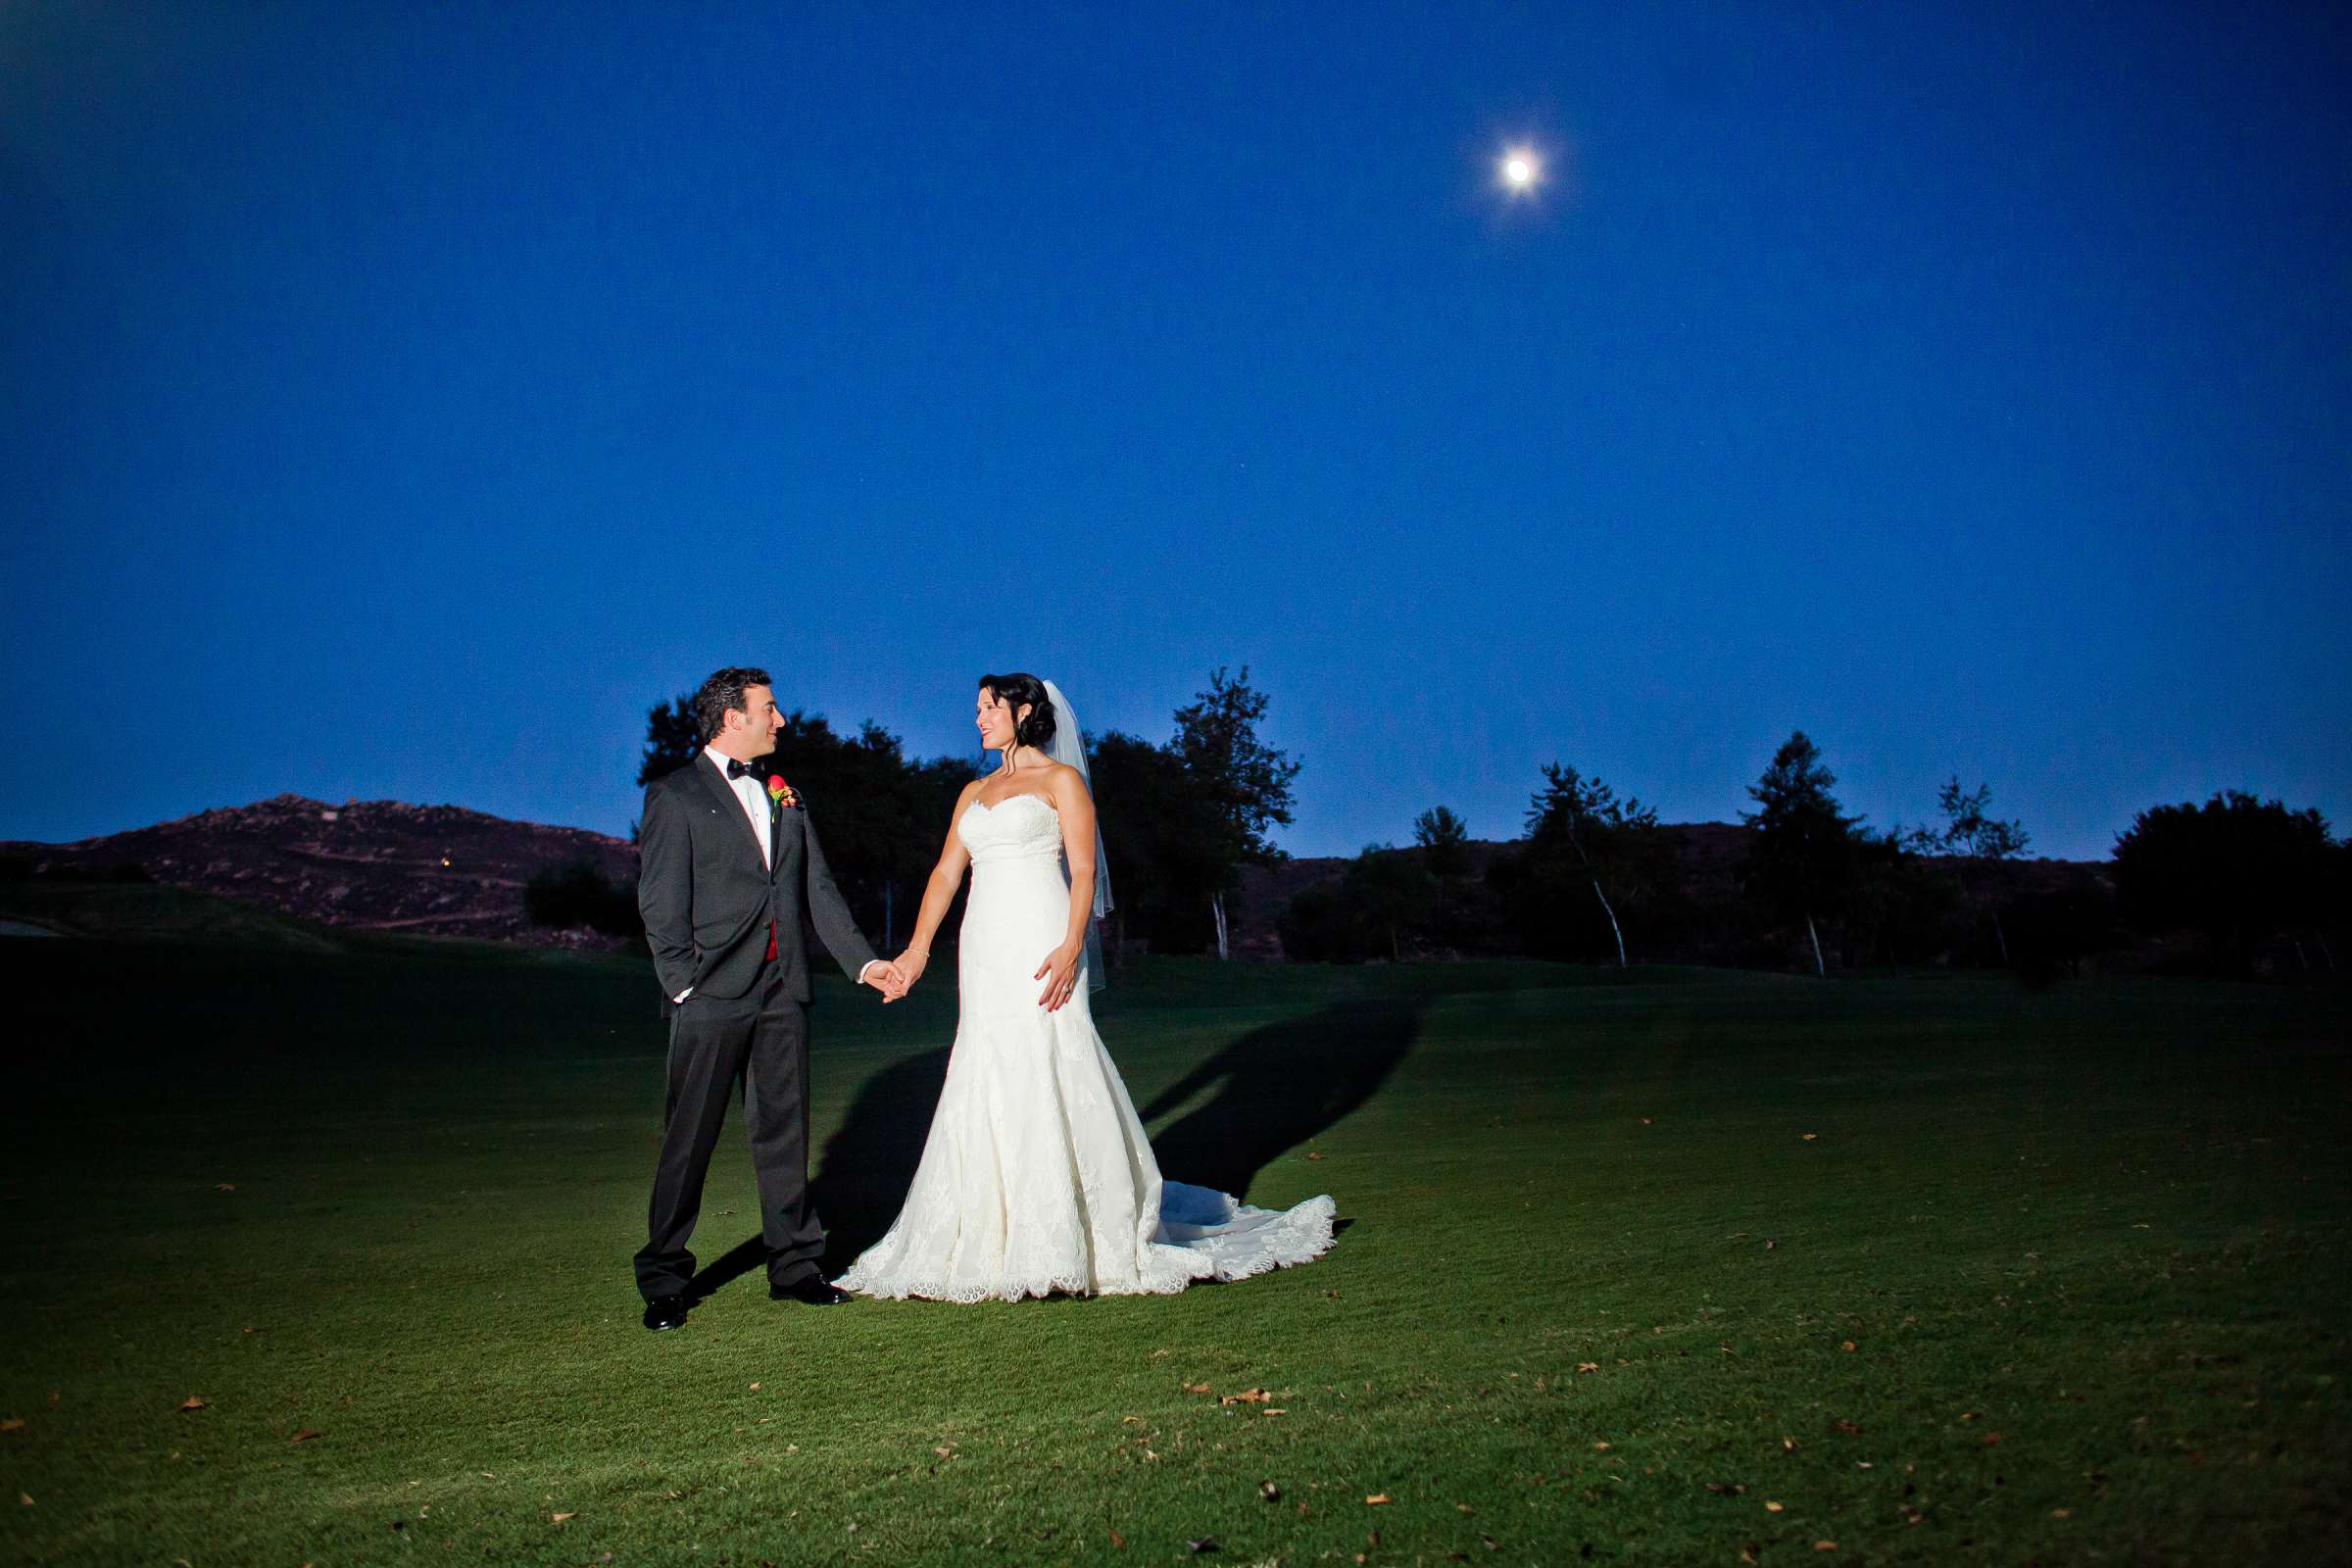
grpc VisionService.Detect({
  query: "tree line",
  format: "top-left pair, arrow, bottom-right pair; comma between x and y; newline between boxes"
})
529,678 -> 2344,981
1280,729 -> 2346,980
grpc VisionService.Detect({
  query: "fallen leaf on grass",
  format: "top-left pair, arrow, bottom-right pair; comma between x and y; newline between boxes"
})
551,1512 -> 575,1523
1840,1341 -> 1857,1352
1577,1362 -> 1600,1374
1765,1240 -> 1777,1250
18,1494 -> 30,1507
1982,1433 -> 2005,1446
2051,1508 -> 2073,1519
1259,1481 -> 1280,1501
1764,1500 -> 1785,1512
1221,1388 -> 1273,1405
291,1428 -> 321,1443
1801,1134 -> 1818,1142
1108,1528 -> 1125,1549
1182,1382 -> 1211,1395
0,1418 -> 24,1433
1365,1493 -> 1392,1505
748,1383 -> 760,1392
1593,1442 -> 1612,1451
1457,1503 -> 1474,1515
177,1397 -> 207,1412
1304,1152 -> 1325,1161
933,1446 -> 953,1459
1832,1420 -> 1861,1436
1262,1408 -> 1287,1416
1813,1542 -> 1838,1551
216,1184 -> 236,1192
1641,1118 -> 1653,1126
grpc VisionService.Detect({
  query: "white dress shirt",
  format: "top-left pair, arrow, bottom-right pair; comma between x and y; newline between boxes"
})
709,744 -> 772,869
674,747 -> 883,1001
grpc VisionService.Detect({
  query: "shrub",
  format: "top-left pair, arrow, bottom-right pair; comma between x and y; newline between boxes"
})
524,859 -> 641,940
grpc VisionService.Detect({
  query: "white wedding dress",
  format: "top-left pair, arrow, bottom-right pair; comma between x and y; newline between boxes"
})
835,793 -> 1337,1302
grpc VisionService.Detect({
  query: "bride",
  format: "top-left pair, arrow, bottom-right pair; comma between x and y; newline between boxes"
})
834,672 -> 1336,1302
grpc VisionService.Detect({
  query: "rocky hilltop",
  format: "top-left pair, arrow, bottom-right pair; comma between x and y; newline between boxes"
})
0,794 -> 636,942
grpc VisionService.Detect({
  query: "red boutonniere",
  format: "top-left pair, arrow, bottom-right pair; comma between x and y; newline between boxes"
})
765,776 -> 800,809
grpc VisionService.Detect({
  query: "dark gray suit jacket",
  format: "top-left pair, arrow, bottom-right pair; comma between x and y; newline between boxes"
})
637,754 -> 878,1007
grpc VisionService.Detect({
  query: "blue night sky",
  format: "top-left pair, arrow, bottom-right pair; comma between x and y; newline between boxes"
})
5,3 -> 2347,861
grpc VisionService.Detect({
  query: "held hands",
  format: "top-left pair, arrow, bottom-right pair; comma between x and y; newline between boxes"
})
1034,942 -> 1082,1011
861,959 -> 909,1003
893,949 -> 930,993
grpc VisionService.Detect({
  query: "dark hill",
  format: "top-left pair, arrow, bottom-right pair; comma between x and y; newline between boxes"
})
0,794 -> 635,943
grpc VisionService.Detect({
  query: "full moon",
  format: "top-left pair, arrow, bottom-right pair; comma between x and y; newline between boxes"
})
1501,151 -> 1538,190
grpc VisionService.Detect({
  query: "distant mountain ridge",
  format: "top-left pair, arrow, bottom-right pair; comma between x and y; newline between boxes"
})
0,793 -> 635,943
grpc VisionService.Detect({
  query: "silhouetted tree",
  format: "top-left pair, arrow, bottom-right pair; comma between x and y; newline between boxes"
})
1937,777 -> 2031,964
1168,665 -> 1300,956
1741,732 -> 1863,976
1412,806 -> 1472,883
2113,791 -> 2338,974
1497,763 -> 1668,967
1279,844 -> 1439,962
1842,827 -> 1955,967
1407,804 -> 1502,950
1090,730 -> 1229,956
637,691 -> 703,787
525,858 -> 642,940
760,712 -> 971,944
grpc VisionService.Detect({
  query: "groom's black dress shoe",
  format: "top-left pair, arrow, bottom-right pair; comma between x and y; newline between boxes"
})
771,1275 -> 851,1306
642,1294 -> 690,1331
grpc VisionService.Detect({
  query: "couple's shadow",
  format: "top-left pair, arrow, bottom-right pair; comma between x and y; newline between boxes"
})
686,998 -> 1425,1298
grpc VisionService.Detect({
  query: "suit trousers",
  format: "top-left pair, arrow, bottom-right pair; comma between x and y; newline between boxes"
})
634,969 -> 824,1298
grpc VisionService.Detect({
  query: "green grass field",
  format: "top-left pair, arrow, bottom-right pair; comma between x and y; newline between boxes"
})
2,924 -> 2346,1565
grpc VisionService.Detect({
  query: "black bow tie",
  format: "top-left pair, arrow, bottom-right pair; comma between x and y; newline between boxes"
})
724,759 -> 760,781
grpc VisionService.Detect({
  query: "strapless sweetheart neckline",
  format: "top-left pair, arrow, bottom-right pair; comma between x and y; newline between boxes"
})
966,794 -> 1059,817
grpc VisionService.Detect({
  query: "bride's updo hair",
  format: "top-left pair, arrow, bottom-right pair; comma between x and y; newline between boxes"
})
979,672 -> 1057,752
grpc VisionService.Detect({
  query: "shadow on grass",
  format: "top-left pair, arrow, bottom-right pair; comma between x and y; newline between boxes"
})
810,1046 -> 956,1279
1138,998 -> 1425,1202
676,1048 -> 958,1302
775,998 -> 1426,1282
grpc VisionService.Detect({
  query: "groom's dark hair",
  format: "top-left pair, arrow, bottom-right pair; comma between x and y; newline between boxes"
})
979,672 -> 1056,751
694,666 -> 773,743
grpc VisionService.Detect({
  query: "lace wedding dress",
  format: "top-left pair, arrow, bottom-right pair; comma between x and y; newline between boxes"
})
835,793 -> 1336,1301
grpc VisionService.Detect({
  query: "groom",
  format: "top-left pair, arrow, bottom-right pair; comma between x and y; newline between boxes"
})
633,665 -> 905,1331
